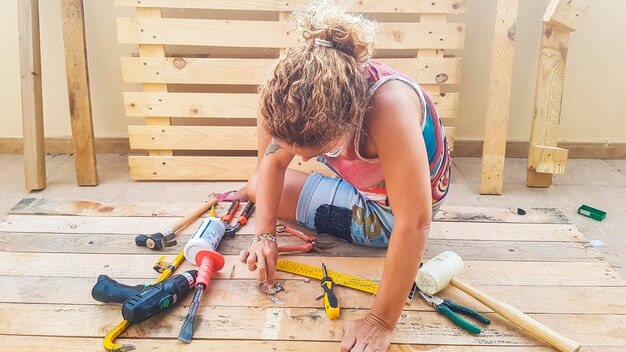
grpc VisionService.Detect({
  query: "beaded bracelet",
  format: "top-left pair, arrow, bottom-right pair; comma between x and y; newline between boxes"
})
251,233 -> 276,244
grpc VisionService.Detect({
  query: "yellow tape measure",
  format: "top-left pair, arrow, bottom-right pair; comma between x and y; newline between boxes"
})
276,259 -> 379,294
276,259 -> 418,302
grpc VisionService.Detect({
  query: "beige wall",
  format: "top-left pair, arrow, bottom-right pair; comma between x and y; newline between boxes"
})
1,1 -> 624,142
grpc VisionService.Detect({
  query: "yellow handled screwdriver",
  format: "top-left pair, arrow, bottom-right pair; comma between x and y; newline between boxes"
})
321,263 -> 340,320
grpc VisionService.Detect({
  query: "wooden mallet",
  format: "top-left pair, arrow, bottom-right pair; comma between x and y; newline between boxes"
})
417,251 -> 580,352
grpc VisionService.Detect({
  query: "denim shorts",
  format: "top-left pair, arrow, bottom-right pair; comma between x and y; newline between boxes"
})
295,173 -> 395,248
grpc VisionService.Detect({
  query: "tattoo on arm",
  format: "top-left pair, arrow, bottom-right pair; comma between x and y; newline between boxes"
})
264,139 -> 281,156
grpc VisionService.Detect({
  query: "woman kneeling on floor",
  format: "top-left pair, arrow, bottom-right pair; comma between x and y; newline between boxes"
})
238,1 -> 451,350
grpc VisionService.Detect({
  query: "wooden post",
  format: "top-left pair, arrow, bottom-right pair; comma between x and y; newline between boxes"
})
527,0 -> 587,187
479,0 -> 519,195
18,0 -> 46,191
61,0 -> 98,186
137,7 -> 172,157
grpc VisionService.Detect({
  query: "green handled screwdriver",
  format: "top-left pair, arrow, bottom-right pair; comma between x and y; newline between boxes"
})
321,263 -> 340,320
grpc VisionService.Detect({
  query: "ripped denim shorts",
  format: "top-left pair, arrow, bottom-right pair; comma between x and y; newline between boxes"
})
295,173 -> 396,248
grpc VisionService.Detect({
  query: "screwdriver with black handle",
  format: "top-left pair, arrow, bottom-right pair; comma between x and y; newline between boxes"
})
91,270 -> 198,324
321,263 -> 340,320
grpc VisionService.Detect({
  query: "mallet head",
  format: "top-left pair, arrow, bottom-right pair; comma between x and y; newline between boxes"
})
416,251 -> 465,294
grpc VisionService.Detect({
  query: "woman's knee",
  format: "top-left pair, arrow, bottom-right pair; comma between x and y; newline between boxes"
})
245,172 -> 258,202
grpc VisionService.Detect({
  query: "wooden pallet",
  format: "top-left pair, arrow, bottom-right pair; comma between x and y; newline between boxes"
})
1,198 -> 625,350
115,0 -> 466,180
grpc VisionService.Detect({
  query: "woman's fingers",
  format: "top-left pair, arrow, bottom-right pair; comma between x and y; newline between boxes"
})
256,251 -> 267,282
238,249 -> 249,264
246,251 -> 258,272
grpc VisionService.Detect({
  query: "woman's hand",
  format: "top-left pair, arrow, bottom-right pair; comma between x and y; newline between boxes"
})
238,236 -> 279,284
340,313 -> 393,352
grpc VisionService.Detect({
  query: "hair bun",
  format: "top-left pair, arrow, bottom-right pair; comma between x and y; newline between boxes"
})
293,0 -> 378,64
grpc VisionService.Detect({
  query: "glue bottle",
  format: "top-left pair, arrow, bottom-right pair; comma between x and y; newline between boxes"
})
183,217 -> 226,260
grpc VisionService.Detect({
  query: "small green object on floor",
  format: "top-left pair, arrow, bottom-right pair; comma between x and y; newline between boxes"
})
577,205 -> 606,221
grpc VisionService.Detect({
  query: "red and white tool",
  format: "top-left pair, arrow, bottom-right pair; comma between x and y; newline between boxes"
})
178,217 -> 226,343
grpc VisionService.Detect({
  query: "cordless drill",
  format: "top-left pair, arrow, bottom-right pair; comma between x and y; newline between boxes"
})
91,270 -> 197,324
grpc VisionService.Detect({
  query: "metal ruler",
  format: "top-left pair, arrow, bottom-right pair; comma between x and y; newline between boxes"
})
276,259 -> 417,302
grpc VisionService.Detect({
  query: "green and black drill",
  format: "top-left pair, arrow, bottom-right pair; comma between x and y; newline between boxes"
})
91,270 -> 197,324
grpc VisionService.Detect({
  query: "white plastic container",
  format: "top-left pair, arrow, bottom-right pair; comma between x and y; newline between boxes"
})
183,217 -> 225,264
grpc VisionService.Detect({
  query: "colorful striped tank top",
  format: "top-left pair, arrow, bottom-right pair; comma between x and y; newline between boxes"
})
321,60 -> 451,210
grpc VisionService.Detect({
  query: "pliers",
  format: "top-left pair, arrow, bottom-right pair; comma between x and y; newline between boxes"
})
419,291 -> 491,335
219,190 -> 241,237
275,224 -> 333,254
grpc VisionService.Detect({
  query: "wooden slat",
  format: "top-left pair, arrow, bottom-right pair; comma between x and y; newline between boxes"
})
7,336 -> 607,352
6,275 -> 624,315
121,57 -> 462,85
18,0 -> 46,191
0,214 -> 586,241
117,18 -> 465,50
2,303 -> 623,346
7,199 -> 572,225
129,126 -> 258,150
543,0 -> 588,32
0,231 -> 595,261
124,92 -> 259,118
0,252 -> 621,287
123,90 -> 457,120
479,0 -> 519,195
60,0 -> 98,186
114,0 -> 468,14
128,155 -> 333,180
129,127 -> 459,151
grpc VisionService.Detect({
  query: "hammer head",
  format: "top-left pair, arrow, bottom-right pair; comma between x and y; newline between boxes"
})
416,251 -> 464,294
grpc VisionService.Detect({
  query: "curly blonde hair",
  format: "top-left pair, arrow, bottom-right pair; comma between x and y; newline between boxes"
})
259,0 -> 378,147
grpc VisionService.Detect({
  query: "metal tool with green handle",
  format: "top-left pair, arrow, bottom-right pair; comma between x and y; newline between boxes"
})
321,263 -> 340,320
419,291 -> 490,334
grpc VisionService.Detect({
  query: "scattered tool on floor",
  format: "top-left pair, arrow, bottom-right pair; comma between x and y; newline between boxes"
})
276,224 -> 334,254
179,217 -> 226,343
577,204 -> 606,221
321,263 -> 340,319
92,270 -> 198,324
102,251 -> 186,352
417,251 -> 581,352
219,190 -> 240,236
224,201 -> 255,236
135,195 -> 219,250
276,259 -> 417,303
419,291 -> 490,335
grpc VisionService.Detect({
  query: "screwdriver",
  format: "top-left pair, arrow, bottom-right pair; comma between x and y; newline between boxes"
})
321,263 -> 340,320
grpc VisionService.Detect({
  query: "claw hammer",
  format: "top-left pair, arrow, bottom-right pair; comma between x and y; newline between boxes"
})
135,196 -> 219,250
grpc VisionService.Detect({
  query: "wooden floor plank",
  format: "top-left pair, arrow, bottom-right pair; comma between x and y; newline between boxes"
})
2,303 -> 623,346
3,275 -> 625,315
0,252 -> 622,286
9,198 -> 569,224
0,215 -> 586,242
5,335 -> 612,352
0,231 -> 596,261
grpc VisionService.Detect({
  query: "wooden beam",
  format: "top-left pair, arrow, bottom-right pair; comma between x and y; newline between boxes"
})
60,0 -> 98,186
114,0 -> 469,14
527,0 -> 586,187
543,0 -> 588,32
136,7 -> 172,157
528,145 -> 568,174
117,18 -> 465,50
479,0 -> 519,195
17,0 -> 46,191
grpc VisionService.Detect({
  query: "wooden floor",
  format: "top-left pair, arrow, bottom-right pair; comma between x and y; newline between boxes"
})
0,198 -> 625,351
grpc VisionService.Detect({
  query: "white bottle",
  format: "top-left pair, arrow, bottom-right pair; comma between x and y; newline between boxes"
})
183,217 -> 225,264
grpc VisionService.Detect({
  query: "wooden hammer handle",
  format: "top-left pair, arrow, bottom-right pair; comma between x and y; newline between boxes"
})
170,197 -> 220,233
450,278 -> 580,352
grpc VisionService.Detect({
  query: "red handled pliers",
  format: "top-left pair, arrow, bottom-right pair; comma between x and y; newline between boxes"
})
275,224 -> 333,254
